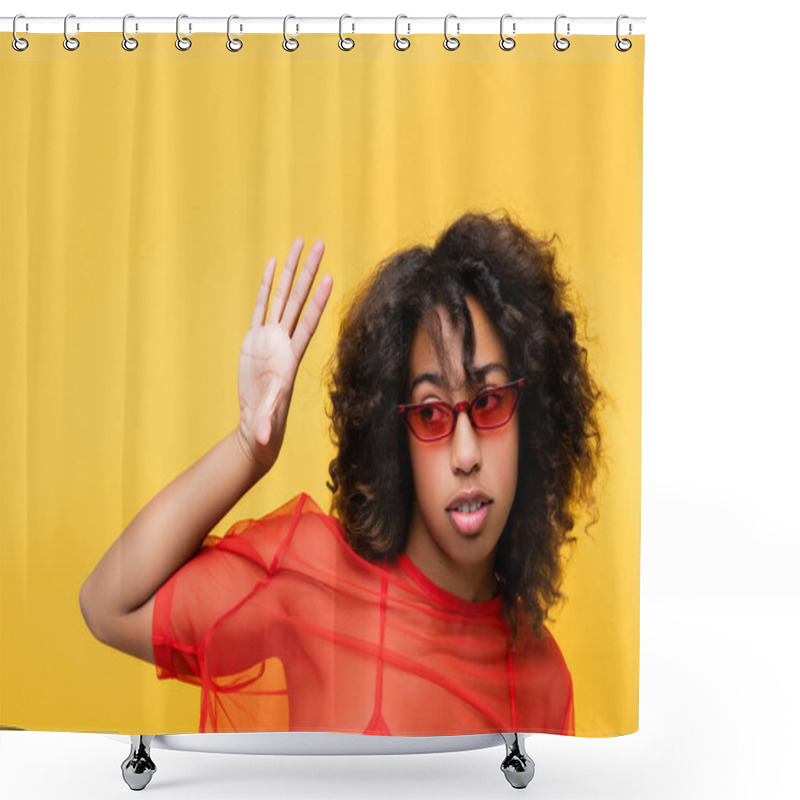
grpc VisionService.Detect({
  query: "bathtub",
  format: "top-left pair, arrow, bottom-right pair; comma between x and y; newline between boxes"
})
109,731 -> 535,790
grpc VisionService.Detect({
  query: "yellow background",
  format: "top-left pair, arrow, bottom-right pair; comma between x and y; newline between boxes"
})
0,33 -> 643,735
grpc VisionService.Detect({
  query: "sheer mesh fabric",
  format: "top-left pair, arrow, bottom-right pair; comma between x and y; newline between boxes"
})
153,493 -> 575,736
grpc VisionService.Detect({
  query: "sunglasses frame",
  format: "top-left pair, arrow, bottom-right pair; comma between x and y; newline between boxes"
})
397,378 -> 526,442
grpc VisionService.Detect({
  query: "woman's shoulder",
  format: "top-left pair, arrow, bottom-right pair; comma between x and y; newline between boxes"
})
211,492 -> 345,570
275,492 -> 345,536
221,492 -> 338,535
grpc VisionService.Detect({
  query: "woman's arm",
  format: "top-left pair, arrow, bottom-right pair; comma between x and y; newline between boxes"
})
80,236 -> 333,658
79,428 -> 266,644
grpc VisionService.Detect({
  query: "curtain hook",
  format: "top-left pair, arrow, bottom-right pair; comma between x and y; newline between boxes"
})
12,14 -> 29,52
339,14 -> 355,51
443,13 -> 460,51
394,14 -> 410,51
63,13 -> 80,51
227,15 -> 243,52
122,14 -> 138,51
553,14 -> 570,51
499,14 -> 516,51
283,15 -> 299,51
616,15 -> 632,51
176,14 -> 192,51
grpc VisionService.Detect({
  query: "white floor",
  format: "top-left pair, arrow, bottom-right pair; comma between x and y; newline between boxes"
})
2,598 -> 796,799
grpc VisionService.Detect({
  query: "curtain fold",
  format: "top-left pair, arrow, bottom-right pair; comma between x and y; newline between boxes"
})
1,32 -> 643,737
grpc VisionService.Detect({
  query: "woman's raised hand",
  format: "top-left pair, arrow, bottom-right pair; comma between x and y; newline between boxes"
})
236,237 -> 333,472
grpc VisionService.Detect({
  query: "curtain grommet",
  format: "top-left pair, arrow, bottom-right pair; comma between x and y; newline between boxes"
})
226,15 -> 243,52
175,14 -> 192,51
121,15 -> 139,51
339,15 -> 355,51
12,14 -> 29,51
394,15 -> 411,51
283,15 -> 299,52
63,13 -> 80,51
443,14 -> 460,51
553,14 -> 570,51
499,14 -> 516,51
615,15 -> 632,51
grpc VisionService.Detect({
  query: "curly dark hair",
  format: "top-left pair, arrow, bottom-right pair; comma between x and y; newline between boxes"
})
324,209 -> 604,643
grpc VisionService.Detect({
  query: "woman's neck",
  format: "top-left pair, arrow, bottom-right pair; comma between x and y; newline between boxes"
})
404,507 -> 498,603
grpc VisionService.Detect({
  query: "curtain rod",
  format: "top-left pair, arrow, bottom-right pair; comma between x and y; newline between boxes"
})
2,16 -> 646,36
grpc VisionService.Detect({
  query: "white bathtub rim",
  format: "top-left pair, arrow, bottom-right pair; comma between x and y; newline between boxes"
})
99,731 -> 518,755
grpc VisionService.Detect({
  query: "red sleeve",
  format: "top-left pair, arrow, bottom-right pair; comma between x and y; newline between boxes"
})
152,492 -> 311,685
561,671 -> 575,735
542,627 -> 575,736
512,623 -> 577,735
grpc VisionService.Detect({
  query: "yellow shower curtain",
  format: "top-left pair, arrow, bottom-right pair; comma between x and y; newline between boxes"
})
0,31 -> 643,736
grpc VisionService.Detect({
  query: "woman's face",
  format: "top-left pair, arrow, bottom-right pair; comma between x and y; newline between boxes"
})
404,295 -> 519,603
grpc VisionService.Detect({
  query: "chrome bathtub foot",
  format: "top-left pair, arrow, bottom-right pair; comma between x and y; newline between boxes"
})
500,732 -> 535,789
121,735 -> 156,791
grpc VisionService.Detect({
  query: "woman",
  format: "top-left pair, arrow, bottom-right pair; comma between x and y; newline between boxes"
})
80,209 -> 603,736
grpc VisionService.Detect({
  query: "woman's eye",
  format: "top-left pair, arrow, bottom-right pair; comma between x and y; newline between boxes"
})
419,405 -> 442,421
475,390 -> 501,410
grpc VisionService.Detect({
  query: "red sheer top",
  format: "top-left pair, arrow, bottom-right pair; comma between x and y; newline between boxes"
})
152,493 -> 575,736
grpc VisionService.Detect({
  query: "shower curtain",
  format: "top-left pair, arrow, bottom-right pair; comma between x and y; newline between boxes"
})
0,25 -> 644,738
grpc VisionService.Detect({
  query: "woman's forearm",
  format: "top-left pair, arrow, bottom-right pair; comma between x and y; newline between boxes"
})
80,426 -> 268,632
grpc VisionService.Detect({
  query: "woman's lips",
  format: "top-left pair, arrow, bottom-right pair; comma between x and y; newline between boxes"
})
446,501 -> 492,536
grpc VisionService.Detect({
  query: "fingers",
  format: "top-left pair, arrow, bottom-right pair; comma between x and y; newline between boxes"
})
266,236 -> 305,328
291,272 -> 334,364
280,238 -> 325,337
250,257 -> 277,328
255,237 -> 329,354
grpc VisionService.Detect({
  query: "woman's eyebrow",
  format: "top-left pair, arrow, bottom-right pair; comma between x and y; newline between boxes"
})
409,362 -> 509,393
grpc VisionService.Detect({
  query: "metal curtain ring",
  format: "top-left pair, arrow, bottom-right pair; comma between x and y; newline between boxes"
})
616,15 -> 632,51
553,14 -> 570,51
176,14 -> 192,50
283,15 -> 299,51
339,14 -> 355,51
63,13 -> 80,51
443,14 -> 460,51
499,13 -> 515,51
122,14 -> 138,51
227,15 -> 243,52
394,14 -> 410,51
12,14 -> 29,51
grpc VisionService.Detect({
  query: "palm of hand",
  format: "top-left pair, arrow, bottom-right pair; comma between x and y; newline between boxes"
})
238,323 -> 297,450
236,237 -> 333,471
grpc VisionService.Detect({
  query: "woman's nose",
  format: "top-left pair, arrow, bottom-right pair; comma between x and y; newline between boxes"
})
450,409 -> 481,474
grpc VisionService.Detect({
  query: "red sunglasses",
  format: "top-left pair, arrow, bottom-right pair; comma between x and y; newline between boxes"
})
397,379 -> 526,442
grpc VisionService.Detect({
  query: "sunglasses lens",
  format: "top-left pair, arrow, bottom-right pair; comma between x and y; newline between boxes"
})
406,404 -> 452,440
403,383 -> 522,441
472,386 -> 517,427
